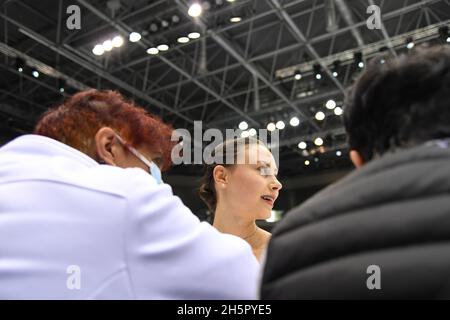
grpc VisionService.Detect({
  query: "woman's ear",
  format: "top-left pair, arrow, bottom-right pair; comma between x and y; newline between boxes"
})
350,150 -> 365,168
95,127 -> 119,166
213,165 -> 228,186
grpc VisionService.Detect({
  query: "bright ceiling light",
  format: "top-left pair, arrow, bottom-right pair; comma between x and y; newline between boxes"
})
294,73 -> 302,80
314,64 -> 322,80
238,121 -> 248,131
248,128 -> 257,136
58,79 -> 65,93
334,107 -> 343,116
355,52 -> 364,68
188,32 -> 201,39
112,35 -> 124,47
276,120 -> 285,130
241,130 -> 250,138
290,117 -> 300,127
92,44 -> 105,56
129,32 -> 142,43
326,99 -> 336,110
314,137 -> 324,146
188,3 -> 203,17
230,17 -> 242,23
332,60 -> 340,77
177,37 -> 190,44
267,122 -> 276,132
336,150 -> 342,157
298,141 -> 307,150
304,160 -> 310,166
147,47 -> 159,55
315,111 -> 325,121
15,57 -> 25,72
103,40 -> 113,51
406,37 -> 415,49
32,70 -> 39,78
157,44 -> 169,51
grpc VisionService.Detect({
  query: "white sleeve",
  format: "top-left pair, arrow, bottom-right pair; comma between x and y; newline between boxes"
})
124,173 -> 259,300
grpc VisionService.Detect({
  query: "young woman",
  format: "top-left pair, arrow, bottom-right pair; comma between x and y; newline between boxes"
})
199,137 -> 282,261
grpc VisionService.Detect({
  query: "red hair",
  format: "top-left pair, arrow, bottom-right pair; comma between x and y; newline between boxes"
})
34,89 -> 175,171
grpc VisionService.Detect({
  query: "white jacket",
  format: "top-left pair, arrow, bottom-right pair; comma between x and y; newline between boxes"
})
0,135 -> 259,299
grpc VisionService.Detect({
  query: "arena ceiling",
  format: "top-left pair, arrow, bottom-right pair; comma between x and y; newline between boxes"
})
1,0 -> 449,178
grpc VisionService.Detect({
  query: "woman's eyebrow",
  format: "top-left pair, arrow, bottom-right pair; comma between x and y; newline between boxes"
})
257,160 -> 271,166
257,161 -> 279,175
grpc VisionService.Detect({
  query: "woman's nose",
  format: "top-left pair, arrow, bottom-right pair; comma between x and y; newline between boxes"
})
271,177 -> 282,191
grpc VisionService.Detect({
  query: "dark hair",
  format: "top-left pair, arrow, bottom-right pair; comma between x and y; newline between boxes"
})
344,45 -> 450,162
34,89 -> 175,171
198,137 -> 262,213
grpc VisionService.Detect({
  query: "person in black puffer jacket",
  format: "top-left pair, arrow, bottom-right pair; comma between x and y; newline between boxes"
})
261,44 -> 450,299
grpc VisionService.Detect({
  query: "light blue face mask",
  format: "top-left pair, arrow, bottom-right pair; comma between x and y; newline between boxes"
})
114,134 -> 163,184
148,161 -> 162,184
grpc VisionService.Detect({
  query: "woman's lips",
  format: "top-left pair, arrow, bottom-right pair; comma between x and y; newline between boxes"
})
261,196 -> 275,207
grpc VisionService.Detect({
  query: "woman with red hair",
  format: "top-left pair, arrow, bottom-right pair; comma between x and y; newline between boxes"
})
0,89 -> 259,299
35,89 -> 175,180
